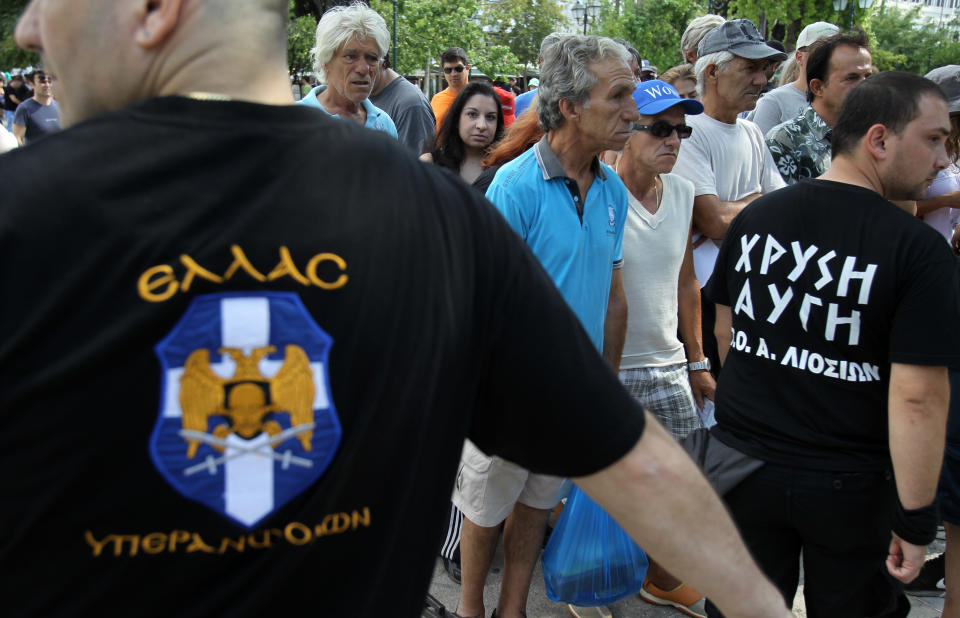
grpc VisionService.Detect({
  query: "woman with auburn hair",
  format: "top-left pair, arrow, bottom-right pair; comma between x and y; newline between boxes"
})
421,82 -> 504,186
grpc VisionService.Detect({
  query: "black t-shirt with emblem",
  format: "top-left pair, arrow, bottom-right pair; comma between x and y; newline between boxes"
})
0,97 -> 645,616
705,179 -> 960,471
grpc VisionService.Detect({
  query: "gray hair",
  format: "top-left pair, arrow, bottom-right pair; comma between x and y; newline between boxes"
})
539,32 -> 567,60
312,1 -> 390,81
694,50 -> 735,97
681,14 -> 726,60
538,35 -> 631,131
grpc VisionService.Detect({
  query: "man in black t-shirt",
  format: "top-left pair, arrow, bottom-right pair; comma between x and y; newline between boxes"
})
0,2 -> 792,617
2,73 -> 28,130
704,71 -> 960,617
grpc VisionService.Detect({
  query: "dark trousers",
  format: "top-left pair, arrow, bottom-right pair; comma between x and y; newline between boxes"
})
706,463 -> 909,618
700,294 -> 720,379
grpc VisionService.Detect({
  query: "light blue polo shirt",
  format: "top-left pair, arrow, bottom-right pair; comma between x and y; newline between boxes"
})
486,135 -> 627,351
299,85 -> 398,138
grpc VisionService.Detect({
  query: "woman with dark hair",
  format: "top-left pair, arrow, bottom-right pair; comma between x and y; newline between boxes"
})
421,82 -> 504,185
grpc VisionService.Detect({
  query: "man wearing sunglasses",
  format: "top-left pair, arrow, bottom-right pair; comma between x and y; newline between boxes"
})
671,18 -> 786,380
430,47 -> 470,130
11,69 -> 59,145
615,80 -> 713,618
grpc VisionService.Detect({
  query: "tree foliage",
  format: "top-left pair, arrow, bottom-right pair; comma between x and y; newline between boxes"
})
599,0 -> 704,72
480,0 -> 569,67
727,0 -> 841,46
288,1 -> 318,77
863,3 -> 960,74
0,0 -> 38,71
369,0 -> 524,79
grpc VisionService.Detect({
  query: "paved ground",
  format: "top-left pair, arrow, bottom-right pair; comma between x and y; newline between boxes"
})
427,528 -> 947,617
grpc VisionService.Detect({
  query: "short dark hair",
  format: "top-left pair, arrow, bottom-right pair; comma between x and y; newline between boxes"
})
441,47 -> 469,66
832,71 -> 949,158
429,82 -> 504,171
805,29 -> 869,103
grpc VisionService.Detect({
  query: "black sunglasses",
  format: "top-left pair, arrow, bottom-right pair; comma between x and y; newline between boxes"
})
631,121 -> 692,139
443,66 -> 466,74
34,75 -> 53,83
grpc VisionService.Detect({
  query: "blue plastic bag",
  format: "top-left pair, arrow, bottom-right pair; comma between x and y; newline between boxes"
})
541,485 -> 649,606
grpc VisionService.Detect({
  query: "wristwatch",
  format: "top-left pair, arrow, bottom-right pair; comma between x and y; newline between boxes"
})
687,358 -> 711,372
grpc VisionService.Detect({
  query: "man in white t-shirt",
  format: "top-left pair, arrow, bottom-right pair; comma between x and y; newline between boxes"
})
616,79 -> 715,618
671,18 -> 786,374
747,21 -> 839,135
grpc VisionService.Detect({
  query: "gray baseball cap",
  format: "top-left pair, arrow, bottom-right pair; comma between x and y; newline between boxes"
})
698,19 -> 788,61
925,65 -> 960,115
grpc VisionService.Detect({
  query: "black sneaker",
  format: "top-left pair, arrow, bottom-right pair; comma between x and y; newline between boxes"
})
441,556 -> 462,585
905,553 -> 946,597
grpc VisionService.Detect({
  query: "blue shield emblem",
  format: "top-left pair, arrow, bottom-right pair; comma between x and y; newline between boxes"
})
150,292 -> 341,528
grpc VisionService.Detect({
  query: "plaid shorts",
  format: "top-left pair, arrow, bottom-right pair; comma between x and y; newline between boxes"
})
619,363 -> 701,441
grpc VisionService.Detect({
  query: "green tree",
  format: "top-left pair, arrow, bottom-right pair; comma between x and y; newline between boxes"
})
479,0 -> 569,68
288,1 -> 317,77
370,0 -> 522,81
727,0 -> 841,46
863,3 -> 960,74
0,0 -> 38,71
600,0 -> 704,72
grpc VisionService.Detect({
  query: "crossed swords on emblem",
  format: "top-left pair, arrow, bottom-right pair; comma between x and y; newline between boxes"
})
178,423 -> 317,477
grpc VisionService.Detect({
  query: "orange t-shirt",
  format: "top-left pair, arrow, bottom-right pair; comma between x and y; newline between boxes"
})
430,88 -> 458,131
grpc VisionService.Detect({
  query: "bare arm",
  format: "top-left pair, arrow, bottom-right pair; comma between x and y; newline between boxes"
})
12,122 -> 25,147
714,303 -> 732,367
886,363 -> 949,582
575,416 -> 791,618
602,268 -> 627,372
692,193 -> 762,240
916,190 -> 960,217
678,224 -> 715,407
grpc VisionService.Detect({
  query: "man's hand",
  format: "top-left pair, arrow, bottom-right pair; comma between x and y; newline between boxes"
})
688,370 -> 716,409
886,532 -> 927,583
952,223 -> 960,257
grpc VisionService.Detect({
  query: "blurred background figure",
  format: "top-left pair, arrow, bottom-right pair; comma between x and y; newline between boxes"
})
661,64 -> 698,100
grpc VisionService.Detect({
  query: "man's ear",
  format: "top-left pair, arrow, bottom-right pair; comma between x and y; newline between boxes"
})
135,0 -> 184,49
704,62 -> 720,86
863,123 -> 890,161
558,98 -> 580,123
808,78 -> 825,99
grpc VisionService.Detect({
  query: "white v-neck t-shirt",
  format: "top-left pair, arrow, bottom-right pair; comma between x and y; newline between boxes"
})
621,173 -> 694,369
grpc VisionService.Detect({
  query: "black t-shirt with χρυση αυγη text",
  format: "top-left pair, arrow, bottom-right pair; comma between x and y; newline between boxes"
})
0,96 -> 645,617
705,178 -> 960,472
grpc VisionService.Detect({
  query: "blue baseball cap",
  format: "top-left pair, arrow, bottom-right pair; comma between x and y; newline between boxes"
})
632,80 -> 704,116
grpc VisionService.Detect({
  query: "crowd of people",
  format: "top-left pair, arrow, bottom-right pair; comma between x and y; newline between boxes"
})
0,65 -> 60,150
2,1 -> 960,617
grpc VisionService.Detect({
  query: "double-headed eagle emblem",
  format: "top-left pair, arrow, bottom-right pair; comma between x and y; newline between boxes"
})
178,345 -> 315,459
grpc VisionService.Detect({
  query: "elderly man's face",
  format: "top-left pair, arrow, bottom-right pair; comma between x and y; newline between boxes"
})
714,55 -> 769,113
624,105 -> 687,175
576,55 -> 639,152
324,36 -> 381,105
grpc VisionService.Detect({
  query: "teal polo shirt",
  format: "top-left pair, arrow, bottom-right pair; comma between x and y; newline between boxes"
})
486,135 -> 627,351
299,85 -> 398,138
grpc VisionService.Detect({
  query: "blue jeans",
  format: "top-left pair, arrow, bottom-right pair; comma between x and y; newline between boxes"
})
3,110 -> 14,130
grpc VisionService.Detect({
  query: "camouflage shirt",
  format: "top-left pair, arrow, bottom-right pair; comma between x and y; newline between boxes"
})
765,106 -> 832,185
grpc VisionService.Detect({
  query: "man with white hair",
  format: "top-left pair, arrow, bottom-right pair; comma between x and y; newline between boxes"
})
671,18 -> 786,377
747,21 -> 839,135
680,14 -> 726,65
2,1 -> 793,616
298,2 -> 397,136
